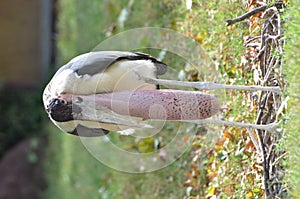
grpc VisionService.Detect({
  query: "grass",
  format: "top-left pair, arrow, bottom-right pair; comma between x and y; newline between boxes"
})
44,123 -> 191,199
284,1 -> 300,198
176,1 -> 266,197
56,0 -> 178,63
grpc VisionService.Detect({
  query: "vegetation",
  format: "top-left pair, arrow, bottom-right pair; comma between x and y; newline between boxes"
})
285,0 -> 300,197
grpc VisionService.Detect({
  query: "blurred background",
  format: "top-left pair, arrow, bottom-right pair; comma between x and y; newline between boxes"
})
0,0 -> 298,199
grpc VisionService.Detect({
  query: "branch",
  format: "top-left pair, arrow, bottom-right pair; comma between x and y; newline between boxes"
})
226,2 -> 286,26
226,5 -> 267,26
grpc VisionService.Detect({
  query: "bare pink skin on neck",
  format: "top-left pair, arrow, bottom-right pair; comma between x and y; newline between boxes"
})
60,90 -> 220,120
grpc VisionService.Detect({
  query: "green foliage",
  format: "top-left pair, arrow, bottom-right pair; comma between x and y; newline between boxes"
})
0,86 -> 46,158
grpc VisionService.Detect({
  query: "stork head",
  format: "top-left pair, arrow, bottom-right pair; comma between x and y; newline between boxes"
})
44,95 -> 112,136
46,98 -> 73,122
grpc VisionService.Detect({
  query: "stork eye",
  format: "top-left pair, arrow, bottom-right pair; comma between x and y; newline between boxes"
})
60,99 -> 68,105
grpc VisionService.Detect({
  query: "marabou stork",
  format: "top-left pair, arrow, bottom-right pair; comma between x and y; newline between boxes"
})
43,51 -> 280,137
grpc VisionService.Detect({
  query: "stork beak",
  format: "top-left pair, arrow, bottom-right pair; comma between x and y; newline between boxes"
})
59,90 -> 220,125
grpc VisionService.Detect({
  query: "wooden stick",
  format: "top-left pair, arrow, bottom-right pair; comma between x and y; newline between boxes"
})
226,5 -> 267,26
225,2 -> 286,26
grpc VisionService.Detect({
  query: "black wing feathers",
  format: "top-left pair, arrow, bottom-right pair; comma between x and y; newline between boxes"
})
67,51 -> 167,76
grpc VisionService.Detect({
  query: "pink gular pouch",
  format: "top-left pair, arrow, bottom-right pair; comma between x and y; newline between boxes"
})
61,89 -> 220,121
